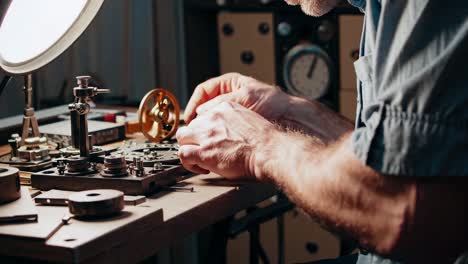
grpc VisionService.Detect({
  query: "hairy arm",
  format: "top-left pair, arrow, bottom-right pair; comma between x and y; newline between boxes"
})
180,74 -> 468,262
278,96 -> 354,141
253,96 -> 468,263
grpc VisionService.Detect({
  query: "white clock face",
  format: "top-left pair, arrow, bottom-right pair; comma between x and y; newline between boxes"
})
283,45 -> 331,101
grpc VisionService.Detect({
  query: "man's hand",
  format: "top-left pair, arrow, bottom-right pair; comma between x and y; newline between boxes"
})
177,101 -> 281,180
184,73 -> 291,124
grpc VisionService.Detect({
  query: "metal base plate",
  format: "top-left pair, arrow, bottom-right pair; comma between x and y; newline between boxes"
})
57,146 -> 116,162
113,141 -> 180,166
0,153 -> 53,172
31,165 -> 187,195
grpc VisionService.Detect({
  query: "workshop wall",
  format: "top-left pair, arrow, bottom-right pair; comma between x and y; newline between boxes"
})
0,0 -> 190,118
227,201 -> 340,263
0,71 -> 23,119
35,0 -> 157,107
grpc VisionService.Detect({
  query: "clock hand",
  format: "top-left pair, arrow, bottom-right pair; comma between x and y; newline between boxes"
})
306,55 -> 318,79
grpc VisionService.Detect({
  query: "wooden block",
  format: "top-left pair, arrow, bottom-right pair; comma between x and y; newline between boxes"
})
68,190 -> 124,218
0,187 -> 63,241
34,189 -> 71,206
0,173 -> 275,263
0,187 -> 37,223
123,195 -> 146,206
45,206 -> 164,263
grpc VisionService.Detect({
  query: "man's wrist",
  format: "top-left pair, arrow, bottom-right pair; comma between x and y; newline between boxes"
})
277,95 -> 320,134
278,95 -> 305,123
249,127 -> 326,183
249,127 -> 287,181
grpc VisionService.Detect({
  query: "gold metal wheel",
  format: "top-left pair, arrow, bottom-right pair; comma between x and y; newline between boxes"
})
138,89 -> 180,142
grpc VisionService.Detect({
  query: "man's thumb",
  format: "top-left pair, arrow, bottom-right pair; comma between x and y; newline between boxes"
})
196,93 -> 235,115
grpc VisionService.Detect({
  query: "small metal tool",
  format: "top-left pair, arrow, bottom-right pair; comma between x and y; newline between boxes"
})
20,74 -> 40,145
163,186 -> 195,193
68,76 -> 110,159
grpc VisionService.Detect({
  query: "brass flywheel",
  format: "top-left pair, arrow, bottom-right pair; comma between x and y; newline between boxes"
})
138,89 -> 180,142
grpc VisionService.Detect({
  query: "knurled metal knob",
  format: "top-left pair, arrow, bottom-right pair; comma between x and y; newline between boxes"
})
101,155 -> 128,177
66,157 -> 90,173
76,76 -> 91,88
153,162 -> 163,172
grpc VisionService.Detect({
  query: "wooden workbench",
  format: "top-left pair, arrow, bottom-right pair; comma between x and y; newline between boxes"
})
0,139 -> 276,263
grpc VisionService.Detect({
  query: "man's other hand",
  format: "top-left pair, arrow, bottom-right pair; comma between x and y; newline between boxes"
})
184,73 -> 291,124
177,101 -> 281,180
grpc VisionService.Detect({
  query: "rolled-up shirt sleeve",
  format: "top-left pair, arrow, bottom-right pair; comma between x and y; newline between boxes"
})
351,1 -> 468,177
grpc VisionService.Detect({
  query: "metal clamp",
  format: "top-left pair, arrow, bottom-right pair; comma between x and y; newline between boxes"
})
68,76 -> 110,158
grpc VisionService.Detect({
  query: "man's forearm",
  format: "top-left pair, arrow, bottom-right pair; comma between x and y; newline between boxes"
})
254,131 -> 416,256
254,98 -> 468,262
252,97 -> 416,257
279,96 -> 354,142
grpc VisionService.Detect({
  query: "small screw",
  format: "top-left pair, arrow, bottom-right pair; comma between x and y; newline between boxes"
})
143,149 -> 151,156
128,164 -> 135,175
153,162 -> 164,172
57,160 -> 66,175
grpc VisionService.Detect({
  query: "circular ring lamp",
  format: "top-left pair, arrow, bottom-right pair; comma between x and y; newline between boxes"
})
0,0 -> 104,74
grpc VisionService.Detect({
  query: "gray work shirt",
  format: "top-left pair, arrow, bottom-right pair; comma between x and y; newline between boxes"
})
347,0 -> 468,263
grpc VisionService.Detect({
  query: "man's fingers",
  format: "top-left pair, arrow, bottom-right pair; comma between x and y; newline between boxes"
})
175,126 -> 200,145
184,86 -> 212,124
196,93 -> 236,115
184,78 -> 223,123
184,73 -> 242,123
178,145 -> 210,174
185,164 -> 210,175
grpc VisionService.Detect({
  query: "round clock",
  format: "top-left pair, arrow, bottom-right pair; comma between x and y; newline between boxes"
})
283,43 -> 333,101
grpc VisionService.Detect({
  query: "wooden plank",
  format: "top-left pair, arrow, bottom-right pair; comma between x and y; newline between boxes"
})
67,174 -> 275,264
0,187 -> 38,224
46,207 -> 164,263
123,195 -> 146,206
0,198 -> 61,241
0,205 -> 164,263
0,174 -> 274,263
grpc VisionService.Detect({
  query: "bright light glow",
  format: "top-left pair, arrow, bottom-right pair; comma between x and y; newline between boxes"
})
0,0 -> 88,64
